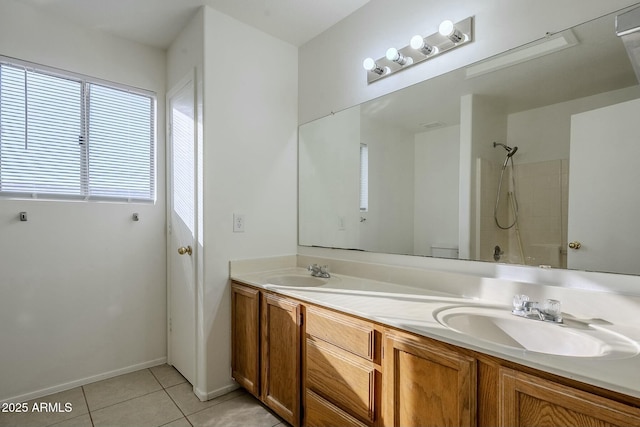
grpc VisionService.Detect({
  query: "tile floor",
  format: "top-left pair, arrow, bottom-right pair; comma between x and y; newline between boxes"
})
0,365 -> 288,427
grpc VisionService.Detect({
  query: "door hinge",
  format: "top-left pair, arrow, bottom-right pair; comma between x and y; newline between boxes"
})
299,312 -> 304,326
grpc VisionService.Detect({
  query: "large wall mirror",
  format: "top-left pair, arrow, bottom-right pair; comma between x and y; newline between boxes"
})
299,5 -> 640,276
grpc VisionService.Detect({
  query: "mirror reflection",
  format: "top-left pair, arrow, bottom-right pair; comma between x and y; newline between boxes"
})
299,7 -> 640,275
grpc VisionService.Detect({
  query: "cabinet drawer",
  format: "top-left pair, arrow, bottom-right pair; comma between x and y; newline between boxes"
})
306,338 -> 376,424
306,305 -> 375,360
305,389 -> 368,427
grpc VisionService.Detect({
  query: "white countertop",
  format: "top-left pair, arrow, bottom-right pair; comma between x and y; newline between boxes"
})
231,266 -> 640,400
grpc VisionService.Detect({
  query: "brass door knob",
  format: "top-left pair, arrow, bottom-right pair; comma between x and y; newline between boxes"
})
178,246 -> 193,256
568,241 -> 582,250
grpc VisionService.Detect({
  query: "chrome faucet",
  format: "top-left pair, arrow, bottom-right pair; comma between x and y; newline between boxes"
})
307,264 -> 330,278
512,295 -> 563,323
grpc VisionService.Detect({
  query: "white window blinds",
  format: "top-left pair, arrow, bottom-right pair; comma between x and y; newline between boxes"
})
0,58 -> 155,202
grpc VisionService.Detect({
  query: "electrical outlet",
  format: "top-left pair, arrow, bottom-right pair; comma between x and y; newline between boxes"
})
233,213 -> 245,232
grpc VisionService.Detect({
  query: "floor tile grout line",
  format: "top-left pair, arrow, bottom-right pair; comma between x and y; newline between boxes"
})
148,365 -> 188,391
86,386 -> 165,413
80,386 -> 95,427
39,387 -> 94,427
161,388 -> 191,425
181,389 -> 247,419
147,367 -> 166,390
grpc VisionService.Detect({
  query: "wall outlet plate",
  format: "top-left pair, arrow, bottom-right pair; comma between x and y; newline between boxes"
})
233,213 -> 245,232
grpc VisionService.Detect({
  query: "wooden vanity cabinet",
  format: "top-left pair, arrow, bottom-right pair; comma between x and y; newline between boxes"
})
499,368 -> 640,427
230,282 -> 301,427
383,330 -> 477,427
232,280 -> 640,427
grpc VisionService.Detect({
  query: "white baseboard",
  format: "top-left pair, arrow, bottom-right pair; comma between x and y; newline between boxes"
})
194,382 -> 239,402
1,357 -> 167,404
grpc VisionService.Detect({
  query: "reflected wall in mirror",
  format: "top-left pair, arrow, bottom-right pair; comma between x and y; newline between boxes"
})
299,5 -> 640,275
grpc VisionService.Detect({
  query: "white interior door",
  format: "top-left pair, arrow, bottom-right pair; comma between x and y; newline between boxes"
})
567,98 -> 640,274
167,74 -> 197,384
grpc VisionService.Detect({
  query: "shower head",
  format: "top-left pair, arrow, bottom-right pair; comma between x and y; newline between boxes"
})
494,142 -> 519,167
493,141 -> 516,153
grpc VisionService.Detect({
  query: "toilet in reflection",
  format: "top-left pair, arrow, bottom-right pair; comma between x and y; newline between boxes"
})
431,245 -> 459,259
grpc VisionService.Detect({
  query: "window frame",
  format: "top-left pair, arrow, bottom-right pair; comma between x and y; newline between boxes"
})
0,55 -> 157,204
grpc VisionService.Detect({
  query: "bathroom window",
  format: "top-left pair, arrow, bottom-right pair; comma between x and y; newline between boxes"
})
0,57 -> 156,202
360,143 -> 368,212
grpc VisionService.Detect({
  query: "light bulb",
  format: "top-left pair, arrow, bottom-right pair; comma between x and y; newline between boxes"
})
386,47 -> 408,65
439,20 -> 464,43
410,35 -> 437,55
438,20 -> 454,37
410,35 -> 425,50
363,57 -> 385,75
363,57 -> 376,71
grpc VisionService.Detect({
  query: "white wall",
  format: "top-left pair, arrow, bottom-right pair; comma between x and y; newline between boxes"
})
201,7 -> 298,397
507,86 -> 640,164
466,95 -> 508,259
299,0 -> 640,124
360,117 -> 414,254
299,107 -> 361,249
298,0 -> 640,294
0,0 -> 167,402
414,126 -> 460,256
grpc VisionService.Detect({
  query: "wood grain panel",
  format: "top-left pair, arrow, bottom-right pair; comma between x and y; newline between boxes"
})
383,331 -> 477,427
306,337 -> 376,424
262,293 -> 301,427
499,367 -> 640,427
478,360 -> 499,427
305,389 -> 369,427
306,305 -> 375,360
230,282 -> 260,397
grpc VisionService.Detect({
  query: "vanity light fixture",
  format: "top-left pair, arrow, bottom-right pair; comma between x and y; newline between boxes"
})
364,16 -> 474,84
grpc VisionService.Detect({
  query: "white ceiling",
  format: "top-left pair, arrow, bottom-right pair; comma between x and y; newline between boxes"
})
14,0 -> 370,48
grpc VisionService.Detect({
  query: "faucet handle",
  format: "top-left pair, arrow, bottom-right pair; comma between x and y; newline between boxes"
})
512,294 -> 529,311
542,299 -> 562,317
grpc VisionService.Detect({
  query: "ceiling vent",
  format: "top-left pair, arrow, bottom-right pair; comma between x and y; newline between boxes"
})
420,121 -> 445,130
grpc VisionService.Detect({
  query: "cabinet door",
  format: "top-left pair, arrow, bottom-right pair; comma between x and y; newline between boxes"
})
231,282 -> 260,397
499,368 -> 640,427
262,293 -> 301,426
383,331 -> 477,427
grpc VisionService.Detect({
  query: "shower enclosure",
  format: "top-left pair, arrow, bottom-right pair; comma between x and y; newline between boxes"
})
477,143 -> 568,267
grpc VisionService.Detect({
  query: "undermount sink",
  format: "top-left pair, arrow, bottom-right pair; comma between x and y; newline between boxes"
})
435,306 -> 639,359
265,274 -> 328,287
